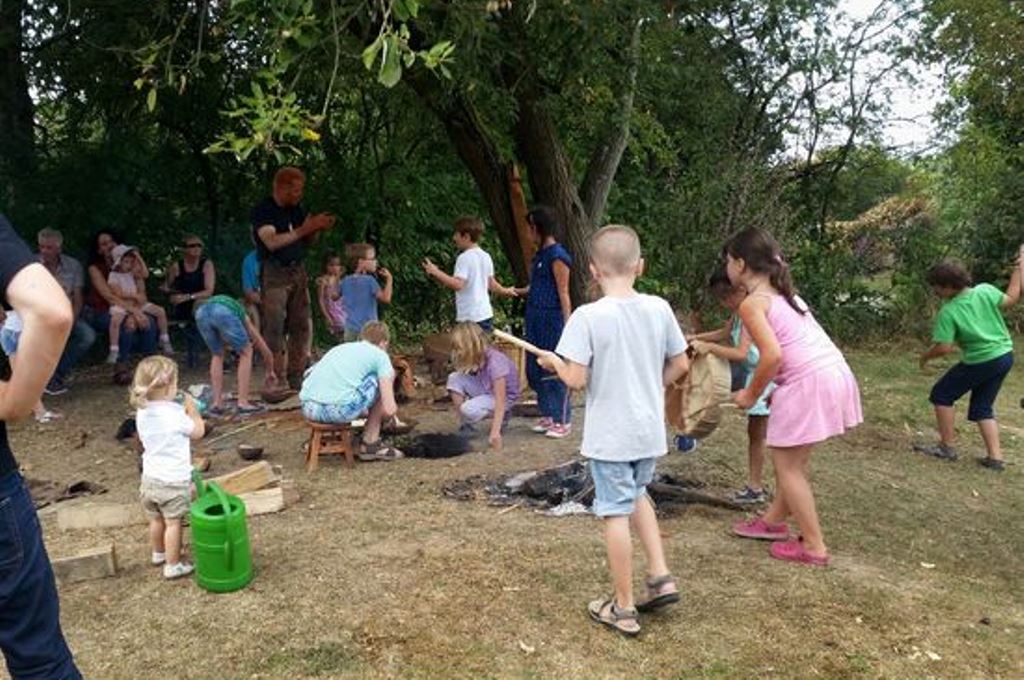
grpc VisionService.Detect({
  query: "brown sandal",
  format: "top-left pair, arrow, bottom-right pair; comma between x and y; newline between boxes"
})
588,598 -> 640,637
636,574 -> 680,613
358,439 -> 405,462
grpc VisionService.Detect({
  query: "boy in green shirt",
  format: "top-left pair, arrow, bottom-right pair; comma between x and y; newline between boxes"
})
195,294 -> 277,417
916,254 -> 1022,470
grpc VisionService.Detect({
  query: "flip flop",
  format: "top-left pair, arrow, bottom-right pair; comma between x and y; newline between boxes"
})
636,574 -> 680,613
588,598 -> 640,637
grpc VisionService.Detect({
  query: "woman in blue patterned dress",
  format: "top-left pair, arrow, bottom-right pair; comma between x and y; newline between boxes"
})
519,206 -> 574,438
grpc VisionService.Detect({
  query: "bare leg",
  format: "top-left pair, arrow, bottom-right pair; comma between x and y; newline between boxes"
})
209,351 -> 225,409
149,516 -> 166,553
236,345 -> 254,407
934,405 -> 956,445
772,445 -> 826,556
164,518 -> 183,565
977,419 -> 1003,461
631,495 -> 671,581
449,391 -> 465,425
747,415 -> 768,490
760,456 -> 791,525
604,515 -> 634,609
362,393 -> 386,445
149,305 -> 169,336
108,311 -> 126,350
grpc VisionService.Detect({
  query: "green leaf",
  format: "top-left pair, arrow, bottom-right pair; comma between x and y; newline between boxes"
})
394,0 -> 419,21
362,36 -> 383,71
379,35 -> 403,88
251,81 -> 264,98
146,87 -> 157,112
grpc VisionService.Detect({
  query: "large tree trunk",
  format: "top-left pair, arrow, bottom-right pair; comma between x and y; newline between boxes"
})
0,0 -> 36,203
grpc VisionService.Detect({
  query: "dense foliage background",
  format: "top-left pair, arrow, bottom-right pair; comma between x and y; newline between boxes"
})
1,0 -> 1021,342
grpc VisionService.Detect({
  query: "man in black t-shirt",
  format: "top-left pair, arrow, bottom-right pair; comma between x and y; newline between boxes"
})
0,214 -> 82,679
251,166 -> 335,390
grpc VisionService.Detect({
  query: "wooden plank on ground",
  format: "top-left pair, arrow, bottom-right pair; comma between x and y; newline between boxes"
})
237,481 -> 299,517
52,544 -> 117,584
57,503 -> 146,531
208,461 -> 277,495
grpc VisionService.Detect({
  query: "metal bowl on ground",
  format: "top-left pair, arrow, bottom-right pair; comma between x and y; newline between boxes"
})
237,444 -> 264,461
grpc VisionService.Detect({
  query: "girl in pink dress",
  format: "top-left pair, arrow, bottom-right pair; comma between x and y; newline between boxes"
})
724,228 -> 862,566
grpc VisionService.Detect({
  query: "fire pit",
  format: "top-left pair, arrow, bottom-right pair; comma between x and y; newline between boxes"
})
395,432 -> 476,459
443,460 -> 743,515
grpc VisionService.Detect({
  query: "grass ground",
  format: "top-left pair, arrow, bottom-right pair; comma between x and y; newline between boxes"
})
6,344 -> 1024,679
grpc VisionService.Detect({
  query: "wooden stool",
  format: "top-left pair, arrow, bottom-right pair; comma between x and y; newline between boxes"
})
306,421 -> 355,472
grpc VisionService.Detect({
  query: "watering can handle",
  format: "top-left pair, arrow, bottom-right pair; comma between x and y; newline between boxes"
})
208,482 -> 234,571
192,469 -> 206,497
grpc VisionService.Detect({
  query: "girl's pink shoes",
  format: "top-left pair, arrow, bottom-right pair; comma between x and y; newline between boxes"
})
731,517 -> 790,541
769,538 -> 830,567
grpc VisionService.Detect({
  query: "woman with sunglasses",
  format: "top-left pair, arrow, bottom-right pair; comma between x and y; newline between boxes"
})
164,235 -> 216,367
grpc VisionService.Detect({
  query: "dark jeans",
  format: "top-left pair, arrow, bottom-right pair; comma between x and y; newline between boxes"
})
0,472 -> 81,679
476,318 -> 494,333
53,319 -> 97,382
82,306 -> 158,359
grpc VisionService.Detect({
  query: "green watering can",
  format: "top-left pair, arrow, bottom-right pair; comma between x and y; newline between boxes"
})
190,470 -> 253,593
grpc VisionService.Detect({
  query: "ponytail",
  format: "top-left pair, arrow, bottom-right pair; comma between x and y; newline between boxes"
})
129,356 -> 179,409
769,255 -> 806,315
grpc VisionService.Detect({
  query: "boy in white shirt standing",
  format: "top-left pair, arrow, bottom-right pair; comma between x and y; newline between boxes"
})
539,225 -> 689,637
422,216 -> 516,332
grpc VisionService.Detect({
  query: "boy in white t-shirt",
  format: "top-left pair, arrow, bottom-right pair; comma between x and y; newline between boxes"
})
422,216 -> 516,332
131,355 -> 205,580
539,225 -> 690,637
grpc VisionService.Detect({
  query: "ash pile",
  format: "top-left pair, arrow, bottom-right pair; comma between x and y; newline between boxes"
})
443,460 -> 742,516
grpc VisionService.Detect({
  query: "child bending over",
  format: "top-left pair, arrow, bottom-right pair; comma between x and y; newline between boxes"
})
194,295 -> 277,418
690,265 -> 775,504
131,355 -> 205,579
446,322 -> 521,450
915,252 -> 1022,471
540,225 -> 689,636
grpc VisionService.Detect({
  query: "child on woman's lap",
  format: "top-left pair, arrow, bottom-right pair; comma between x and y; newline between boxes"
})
725,227 -> 862,567
446,322 -> 520,451
132,355 -> 205,579
540,225 -> 689,636
107,245 -> 173,361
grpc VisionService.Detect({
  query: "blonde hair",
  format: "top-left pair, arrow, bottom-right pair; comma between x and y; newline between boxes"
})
359,321 -> 390,345
346,242 -> 375,271
450,322 -> 488,373
590,224 -> 641,276
130,356 -> 179,409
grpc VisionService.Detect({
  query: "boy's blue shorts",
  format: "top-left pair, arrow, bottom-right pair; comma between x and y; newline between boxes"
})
929,352 -> 1013,422
195,303 -> 250,354
589,458 -> 656,517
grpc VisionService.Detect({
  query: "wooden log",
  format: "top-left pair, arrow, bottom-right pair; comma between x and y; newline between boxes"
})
646,482 -> 743,511
237,480 -> 299,517
57,503 -> 146,531
207,461 -> 277,495
52,544 -> 117,584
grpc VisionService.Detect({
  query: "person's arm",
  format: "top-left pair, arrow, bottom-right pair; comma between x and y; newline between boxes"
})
422,258 -> 465,291
487,276 -> 517,298
663,351 -> 690,386
919,343 -> 957,370
71,286 -> 84,318
734,296 -> 780,407
133,252 -> 150,280
183,395 -> 206,440
90,265 -> 128,307
692,333 -> 748,362
553,259 -> 572,323
489,376 -> 507,450
0,265 -> 73,419
244,316 -> 277,384
377,372 -> 398,418
687,319 -> 730,344
1000,247 -> 1024,308
537,353 -> 588,390
162,262 -> 179,294
256,213 -> 334,252
376,268 -> 393,304
196,260 -> 215,302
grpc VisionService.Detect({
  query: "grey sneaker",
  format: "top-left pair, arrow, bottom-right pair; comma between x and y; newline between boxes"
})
913,442 -> 958,461
163,562 -> 194,580
976,457 -> 1005,472
731,486 -> 768,504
